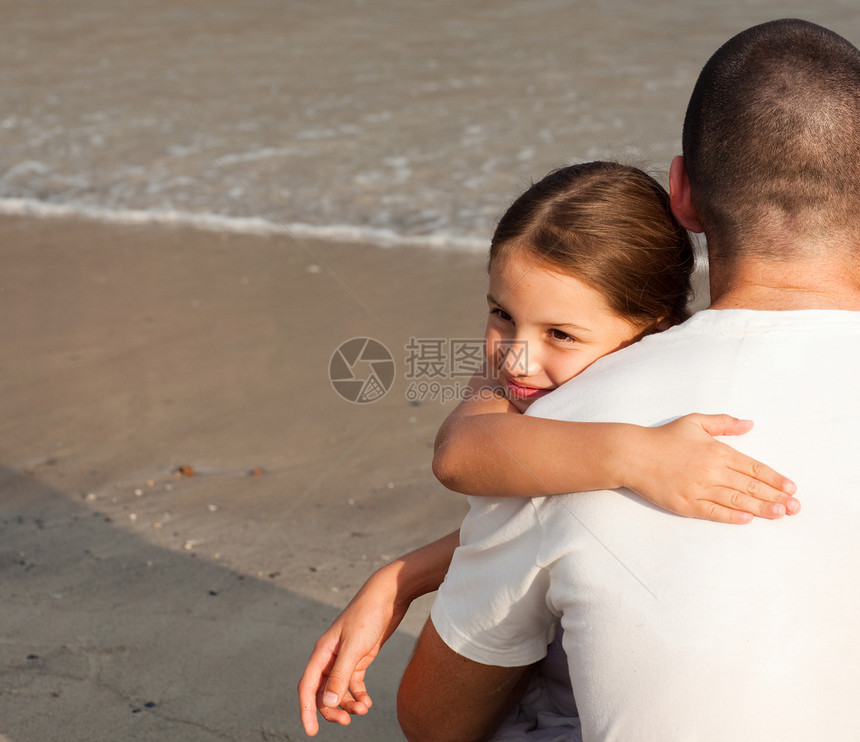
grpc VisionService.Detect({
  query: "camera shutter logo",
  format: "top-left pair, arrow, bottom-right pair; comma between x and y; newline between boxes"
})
329,338 -> 395,404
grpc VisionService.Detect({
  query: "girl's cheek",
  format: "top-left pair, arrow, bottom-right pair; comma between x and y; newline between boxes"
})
484,325 -> 496,352
484,331 -> 502,375
485,341 -> 498,373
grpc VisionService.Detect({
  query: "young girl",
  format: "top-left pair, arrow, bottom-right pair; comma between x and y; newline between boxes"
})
298,162 -> 797,737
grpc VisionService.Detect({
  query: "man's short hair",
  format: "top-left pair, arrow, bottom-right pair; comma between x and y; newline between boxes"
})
682,19 -> 860,259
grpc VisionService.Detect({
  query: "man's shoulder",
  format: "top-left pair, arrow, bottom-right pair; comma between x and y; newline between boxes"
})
526,308 -> 860,424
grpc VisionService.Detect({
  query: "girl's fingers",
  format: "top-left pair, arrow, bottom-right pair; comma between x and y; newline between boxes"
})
687,413 -> 799,502
338,691 -> 370,716
701,478 -> 799,520
347,678 -> 372,711
724,488 -> 786,519
319,705 -> 351,726
308,673 -> 370,730
298,638 -> 339,735
322,644 -> 373,712
299,699 -> 320,737
338,671 -> 371,715
731,456 -> 797,496
721,466 -> 800,514
698,501 -> 755,525
319,689 -> 361,725
694,413 -> 754,438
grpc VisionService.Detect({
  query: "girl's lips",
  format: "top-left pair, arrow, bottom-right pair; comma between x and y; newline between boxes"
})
504,377 -> 553,400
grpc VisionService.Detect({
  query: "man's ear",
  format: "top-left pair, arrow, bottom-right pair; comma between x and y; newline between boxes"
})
669,156 -> 704,233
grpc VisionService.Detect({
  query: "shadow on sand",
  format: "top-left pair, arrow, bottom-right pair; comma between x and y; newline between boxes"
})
0,466 -> 412,741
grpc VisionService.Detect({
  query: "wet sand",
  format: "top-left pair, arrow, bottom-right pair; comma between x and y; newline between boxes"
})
0,214 -> 488,740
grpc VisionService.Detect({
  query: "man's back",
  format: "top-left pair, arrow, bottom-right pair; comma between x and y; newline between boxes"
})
529,309 -> 860,739
400,20 -> 860,742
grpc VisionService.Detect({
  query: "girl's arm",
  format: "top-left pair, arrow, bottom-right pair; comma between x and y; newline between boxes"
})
433,376 -> 798,525
298,531 -> 459,736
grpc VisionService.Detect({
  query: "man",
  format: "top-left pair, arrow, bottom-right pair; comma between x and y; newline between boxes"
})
398,19 -> 860,741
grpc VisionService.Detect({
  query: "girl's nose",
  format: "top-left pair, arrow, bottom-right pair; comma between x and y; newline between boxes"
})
497,338 -> 534,377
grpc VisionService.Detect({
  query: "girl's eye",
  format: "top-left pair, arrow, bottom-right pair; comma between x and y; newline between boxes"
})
549,328 -> 575,343
490,307 -> 513,322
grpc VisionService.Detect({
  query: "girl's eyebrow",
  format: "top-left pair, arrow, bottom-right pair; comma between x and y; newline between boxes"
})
551,321 -> 592,333
486,293 -> 510,311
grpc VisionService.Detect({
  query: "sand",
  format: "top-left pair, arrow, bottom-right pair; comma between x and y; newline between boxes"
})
0,214 -> 488,740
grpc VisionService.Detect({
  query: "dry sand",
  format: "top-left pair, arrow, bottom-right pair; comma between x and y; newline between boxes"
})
0,215 -> 488,740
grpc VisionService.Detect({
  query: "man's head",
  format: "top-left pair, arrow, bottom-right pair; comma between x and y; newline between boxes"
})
678,19 -> 860,264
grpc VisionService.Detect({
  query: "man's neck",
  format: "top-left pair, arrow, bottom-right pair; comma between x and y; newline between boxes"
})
709,259 -> 860,311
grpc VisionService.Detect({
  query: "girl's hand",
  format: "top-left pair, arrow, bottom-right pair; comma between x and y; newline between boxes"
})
621,414 -> 798,524
297,563 -> 410,736
298,530 -> 456,735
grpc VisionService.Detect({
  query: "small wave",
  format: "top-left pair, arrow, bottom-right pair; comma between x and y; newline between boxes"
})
0,198 -> 488,253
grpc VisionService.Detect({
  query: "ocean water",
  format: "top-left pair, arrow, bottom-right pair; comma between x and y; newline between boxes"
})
2,0 -> 858,251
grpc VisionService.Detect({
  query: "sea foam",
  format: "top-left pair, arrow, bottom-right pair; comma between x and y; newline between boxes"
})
0,197 -> 488,253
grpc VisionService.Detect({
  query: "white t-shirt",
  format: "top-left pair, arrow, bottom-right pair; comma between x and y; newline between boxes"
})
432,309 -> 860,741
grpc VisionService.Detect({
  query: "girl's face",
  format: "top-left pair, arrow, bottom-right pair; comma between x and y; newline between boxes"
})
486,250 -> 645,412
